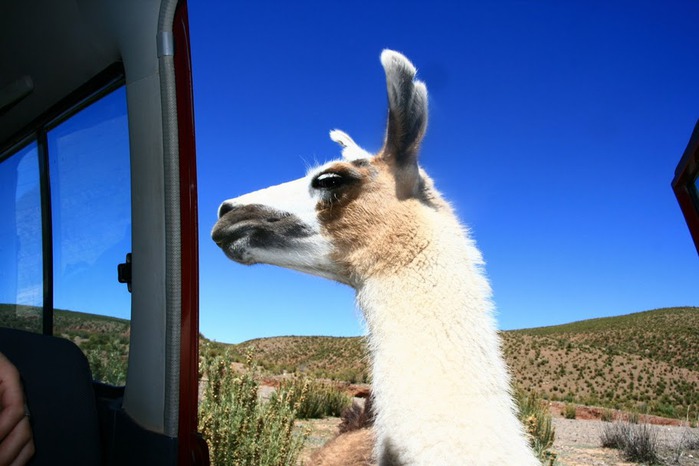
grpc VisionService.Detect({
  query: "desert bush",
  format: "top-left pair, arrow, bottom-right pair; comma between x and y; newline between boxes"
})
654,402 -> 677,419
600,420 -> 659,464
600,408 -> 614,422
516,392 -> 556,462
626,411 -> 641,424
562,403 -> 576,419
623,422 -> 659,463
600,420 -> 630,449
198,354 -> 307,466
85,347 -> 127,385
277,378 -> 351,419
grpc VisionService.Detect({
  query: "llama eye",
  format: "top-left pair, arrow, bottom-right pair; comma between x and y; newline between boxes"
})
312,172 -> 346,190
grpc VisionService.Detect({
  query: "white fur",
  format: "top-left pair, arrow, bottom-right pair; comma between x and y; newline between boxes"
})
359,209 -> 539,465
330,129 -> 374,161
218,177 -> 315,222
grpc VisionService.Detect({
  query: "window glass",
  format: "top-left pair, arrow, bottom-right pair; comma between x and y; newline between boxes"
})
0,143 -> 43,333
48,87 -> 131,385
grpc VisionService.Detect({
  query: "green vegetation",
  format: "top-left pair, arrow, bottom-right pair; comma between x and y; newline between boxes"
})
562,403 -> 576,420
516,392 -> 557,463
600,408 -> 614,422
0,303 -> 42,332
0,304 -> 129,385
514,307 -> 699,371
231,307 -> 699,420
276,378 -> 351,419
234,336 -> 370,383
198,353 -> 307,466
55,309 -> 130,385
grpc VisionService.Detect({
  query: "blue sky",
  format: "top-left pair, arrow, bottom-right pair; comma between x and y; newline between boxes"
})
2,88 -> 132,324
190,1 -> 699,344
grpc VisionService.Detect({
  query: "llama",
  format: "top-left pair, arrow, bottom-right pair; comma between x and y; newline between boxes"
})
211,50 -> 539,465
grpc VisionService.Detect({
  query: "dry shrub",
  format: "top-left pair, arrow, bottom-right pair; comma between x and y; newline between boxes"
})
600,421 -> 630,449
600,420 -> 659,464
601,408 -> 614,422
623,422 -> 659,463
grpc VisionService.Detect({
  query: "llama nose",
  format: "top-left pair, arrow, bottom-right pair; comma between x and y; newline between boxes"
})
217,201 -> 238,218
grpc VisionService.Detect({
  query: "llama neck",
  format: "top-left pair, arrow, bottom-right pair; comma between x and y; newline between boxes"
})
356,223 -> 538,464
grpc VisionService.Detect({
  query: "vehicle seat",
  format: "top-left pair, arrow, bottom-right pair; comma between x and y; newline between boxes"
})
0,327 -> 101,465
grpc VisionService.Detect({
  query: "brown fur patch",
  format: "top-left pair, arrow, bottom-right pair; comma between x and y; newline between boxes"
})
315,161 -> 376,215
317,157 -> 435,283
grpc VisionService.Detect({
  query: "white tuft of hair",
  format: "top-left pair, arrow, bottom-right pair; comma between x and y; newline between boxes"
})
329,129 -> 373,161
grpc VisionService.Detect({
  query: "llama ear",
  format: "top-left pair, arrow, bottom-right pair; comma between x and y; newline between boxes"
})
330,129 -> 373,161
379,50 -> 428,171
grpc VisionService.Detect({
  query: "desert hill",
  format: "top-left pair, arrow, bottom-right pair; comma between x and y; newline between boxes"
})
227,307 -> 699,419
501,306 -> 699,418
511,307 -> 699,371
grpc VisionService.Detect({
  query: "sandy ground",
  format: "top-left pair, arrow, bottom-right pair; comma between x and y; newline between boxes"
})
296,416 -> 699,465
552,417 -> 699,466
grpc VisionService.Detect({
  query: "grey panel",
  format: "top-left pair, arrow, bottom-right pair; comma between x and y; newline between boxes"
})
0,0 -> 119,144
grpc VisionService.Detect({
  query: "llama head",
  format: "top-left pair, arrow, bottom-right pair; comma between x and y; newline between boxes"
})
212,50 -> 438,286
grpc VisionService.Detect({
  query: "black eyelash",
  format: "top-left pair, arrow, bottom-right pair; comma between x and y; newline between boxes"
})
312,172 -> 347,190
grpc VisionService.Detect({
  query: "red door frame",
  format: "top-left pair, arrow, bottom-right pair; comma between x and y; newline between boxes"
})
173,2 -> 209,464
672,120 -> 699,255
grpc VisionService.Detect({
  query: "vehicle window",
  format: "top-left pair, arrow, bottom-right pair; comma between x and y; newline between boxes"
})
48,87 -> 132,385
0,86 -> 131,385
0,143 -> 43,333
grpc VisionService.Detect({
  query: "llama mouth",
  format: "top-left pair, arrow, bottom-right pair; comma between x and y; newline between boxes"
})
211,222 -> 263,264
212,211 -> 315,265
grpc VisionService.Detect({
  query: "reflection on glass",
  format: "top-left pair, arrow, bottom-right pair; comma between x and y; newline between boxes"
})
0,143 -> 43,333
48,87 -> 131,385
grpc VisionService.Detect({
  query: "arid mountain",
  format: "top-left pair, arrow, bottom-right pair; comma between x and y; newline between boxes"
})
502,307 -> 699,418
509,307 -> 699,371
228,307 -> 699,419
203,336 -> 370,384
